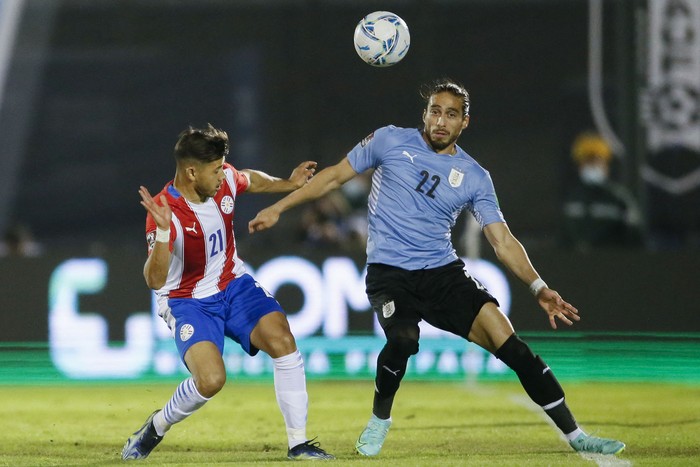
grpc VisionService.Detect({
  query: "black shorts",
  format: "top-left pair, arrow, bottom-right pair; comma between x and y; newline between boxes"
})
365,260 -> 499,340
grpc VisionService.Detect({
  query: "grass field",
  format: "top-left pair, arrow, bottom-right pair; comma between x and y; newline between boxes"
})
0,380 -> 698,466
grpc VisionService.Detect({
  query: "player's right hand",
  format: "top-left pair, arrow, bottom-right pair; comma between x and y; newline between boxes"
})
139,186 -> 172,230
248,207 -> 280,233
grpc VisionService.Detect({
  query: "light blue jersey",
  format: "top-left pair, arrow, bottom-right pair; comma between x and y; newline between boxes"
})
347,125 -> 505,270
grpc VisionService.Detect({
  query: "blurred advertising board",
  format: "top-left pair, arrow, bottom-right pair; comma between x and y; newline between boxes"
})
1,249 -> 698,382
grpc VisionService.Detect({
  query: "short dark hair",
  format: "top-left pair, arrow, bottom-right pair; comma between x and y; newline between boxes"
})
174,124 -> 229,163
420,78 -> 470,117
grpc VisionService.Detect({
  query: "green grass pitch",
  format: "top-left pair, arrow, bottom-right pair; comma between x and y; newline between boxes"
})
0,380 -> 698,466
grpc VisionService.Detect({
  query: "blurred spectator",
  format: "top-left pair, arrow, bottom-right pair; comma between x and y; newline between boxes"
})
561,132 -> 643,251
339,171 -> 372,249
299,191 -> 350,247
0,223 -> 43,257
298,171 -> 372,251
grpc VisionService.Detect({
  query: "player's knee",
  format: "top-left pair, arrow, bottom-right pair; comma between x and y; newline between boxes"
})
495,333 -> 535,373
265,331 -> 297,358
196,371 -> 226,398
386,335 -> 419,359
496,334 -> 553,382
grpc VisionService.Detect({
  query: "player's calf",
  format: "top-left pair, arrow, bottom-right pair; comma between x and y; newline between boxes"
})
495,333 -> 578,434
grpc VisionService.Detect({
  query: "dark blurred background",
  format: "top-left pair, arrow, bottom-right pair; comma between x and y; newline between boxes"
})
1,0 -> 699,341
1,0 -> 674,250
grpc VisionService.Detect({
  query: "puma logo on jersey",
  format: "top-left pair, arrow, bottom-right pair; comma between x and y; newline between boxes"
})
185,222 -> 198,234
402,151 -> 418,163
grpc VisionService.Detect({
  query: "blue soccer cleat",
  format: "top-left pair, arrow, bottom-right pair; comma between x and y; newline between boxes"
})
355,414 -> 391,456
569,432 -> 625,455
121,410 -> 164,460
287,438 -> 335,460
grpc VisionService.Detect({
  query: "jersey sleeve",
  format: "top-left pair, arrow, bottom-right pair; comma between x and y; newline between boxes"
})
470,170 -> 506,228
225,163 -> 250,194
347,126 -> 392,173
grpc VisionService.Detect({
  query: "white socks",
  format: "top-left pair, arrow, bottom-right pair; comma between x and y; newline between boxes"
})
273,350 -> 309,448
153,377 -> 210,436
151,352 -> 309,449
565,428 -> 585,441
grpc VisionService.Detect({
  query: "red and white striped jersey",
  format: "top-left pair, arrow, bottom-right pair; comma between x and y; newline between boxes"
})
145,163 -> 250,299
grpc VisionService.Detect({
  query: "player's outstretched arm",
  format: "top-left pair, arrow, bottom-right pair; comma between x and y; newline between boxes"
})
249,157 -> 358,233
243,161 -> 317,193
483,221 -> 580,329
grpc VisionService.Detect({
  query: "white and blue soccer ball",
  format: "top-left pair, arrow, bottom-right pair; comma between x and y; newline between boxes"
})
353,11 -> 410,67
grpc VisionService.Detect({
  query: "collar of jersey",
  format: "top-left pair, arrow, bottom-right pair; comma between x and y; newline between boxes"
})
167,183 -> 182,199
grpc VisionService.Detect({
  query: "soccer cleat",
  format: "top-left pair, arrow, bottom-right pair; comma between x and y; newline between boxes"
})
355,414 -> 391,456
121,410 -> 164,460
287,438 -> 335,460
569,432 -> 625,455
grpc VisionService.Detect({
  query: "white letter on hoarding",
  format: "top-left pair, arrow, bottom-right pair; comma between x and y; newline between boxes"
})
322,257 -> 369,337
48,258 -> 152,378
253,256 -> 324,338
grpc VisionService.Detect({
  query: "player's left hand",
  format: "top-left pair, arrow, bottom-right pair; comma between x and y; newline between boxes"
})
248,206 -> 281,234
289,161 -> 317,188
537,288 -> 580,330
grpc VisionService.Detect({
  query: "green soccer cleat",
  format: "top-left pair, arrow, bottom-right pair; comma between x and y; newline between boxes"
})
287,438 -> 335,460
569,432 -> 625,455
355,414 -> 391,456
121,410 -> 164,460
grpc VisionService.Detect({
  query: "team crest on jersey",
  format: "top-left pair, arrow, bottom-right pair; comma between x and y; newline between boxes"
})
179,324 -> 194,342
360,132 -> 375,147
382,300 -> 396,319
146,231 -> 156,250
220,195 -> 234,214
448,168 -> 464,187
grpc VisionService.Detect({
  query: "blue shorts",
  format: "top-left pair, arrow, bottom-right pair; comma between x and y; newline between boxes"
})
168,273 -> 284,362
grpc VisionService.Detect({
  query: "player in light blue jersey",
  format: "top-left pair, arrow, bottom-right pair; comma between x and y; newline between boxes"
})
346,124 -> 505,270
249,79 -> 625,457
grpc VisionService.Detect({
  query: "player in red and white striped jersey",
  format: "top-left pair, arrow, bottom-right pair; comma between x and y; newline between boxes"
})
144,160 -> 247,300
121,124 -> 334,461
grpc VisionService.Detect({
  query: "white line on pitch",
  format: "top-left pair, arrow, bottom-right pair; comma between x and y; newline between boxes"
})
509,394 -> 632,467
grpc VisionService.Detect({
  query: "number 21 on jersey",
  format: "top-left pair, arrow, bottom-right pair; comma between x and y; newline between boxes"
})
209,229 -> 224,257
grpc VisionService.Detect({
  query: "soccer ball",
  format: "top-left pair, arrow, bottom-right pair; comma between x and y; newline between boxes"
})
353,11 -> 410,67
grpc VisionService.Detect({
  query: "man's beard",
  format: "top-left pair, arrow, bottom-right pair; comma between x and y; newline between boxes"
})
425,130 -> 452,151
